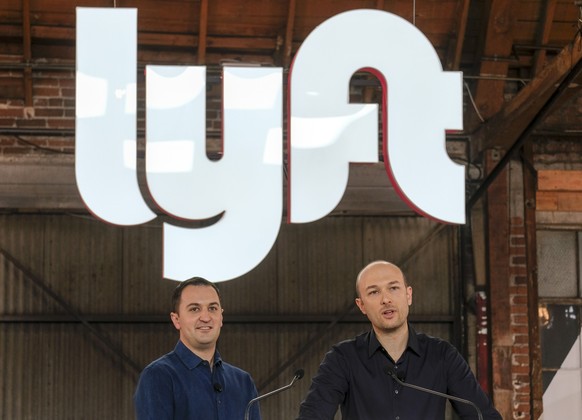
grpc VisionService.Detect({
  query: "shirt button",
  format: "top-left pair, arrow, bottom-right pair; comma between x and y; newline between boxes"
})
396,416 -> 400,420
394,389 -> 399,394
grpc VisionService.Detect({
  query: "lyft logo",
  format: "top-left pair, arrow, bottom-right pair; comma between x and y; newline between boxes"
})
75,8 -> 464,282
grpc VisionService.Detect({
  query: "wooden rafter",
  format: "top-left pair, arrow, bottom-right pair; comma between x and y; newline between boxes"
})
471,33 -> 582,155
532,0 -> 558,76
282,0 -> 297,68
197,0 -> 208,65
467,0 -> 517,129
446,0 -> 471,71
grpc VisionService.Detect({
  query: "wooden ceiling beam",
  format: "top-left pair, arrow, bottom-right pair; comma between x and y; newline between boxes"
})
23,25 -> 279,52
467,0 -> 518,129
445,0 -> 470,71
282,0 -> 296,68
532,0 -> 558,76
471,33 -> 582,156
197,0 -> 208,64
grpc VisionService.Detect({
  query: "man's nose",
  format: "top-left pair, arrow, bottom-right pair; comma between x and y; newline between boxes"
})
199,308 -> 211,321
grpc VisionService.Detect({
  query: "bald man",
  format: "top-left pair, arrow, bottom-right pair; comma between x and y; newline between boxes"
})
297,261 -> 501,420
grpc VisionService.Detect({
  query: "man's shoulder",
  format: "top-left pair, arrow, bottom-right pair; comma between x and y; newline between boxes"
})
142,350 -> 181,375
221,361 -> 252,378
331,330 -> 370,352
412,329 -> 459,355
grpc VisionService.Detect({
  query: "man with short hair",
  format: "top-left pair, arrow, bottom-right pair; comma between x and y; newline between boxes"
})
297,260 -> 502,419
134,277 -> 261,420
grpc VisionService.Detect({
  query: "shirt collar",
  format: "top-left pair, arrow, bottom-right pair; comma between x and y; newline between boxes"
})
174,340 -> 223,370
367,324 -> 422,359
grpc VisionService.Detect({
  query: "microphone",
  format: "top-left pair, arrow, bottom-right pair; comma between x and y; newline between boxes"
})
244,369 -> 304,420
385,367 -> 483,420
213,382 -> 223,393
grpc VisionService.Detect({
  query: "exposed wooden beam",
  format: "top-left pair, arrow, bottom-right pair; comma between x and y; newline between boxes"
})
532,0 -> 558,76
25,25 -> 279,52
485,149 -> 512,420
197,0 -> 208,64
467,0 -> 517,129
471,33 -> 582,155
282,0 -> 296,68
467,34 -> 582,212
446,0 -> 471,70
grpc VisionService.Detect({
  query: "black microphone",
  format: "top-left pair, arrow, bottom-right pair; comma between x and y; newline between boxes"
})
384,367 -> 483,420
213,382 -> 223,393
244,369 -> 304,420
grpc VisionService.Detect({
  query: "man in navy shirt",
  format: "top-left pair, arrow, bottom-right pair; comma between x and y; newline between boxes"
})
298,260 -> 502,420
134,277 -> 260,420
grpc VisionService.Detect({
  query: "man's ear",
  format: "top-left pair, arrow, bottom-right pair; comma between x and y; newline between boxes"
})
355,297 -> 366,315
170,312 -> 180,330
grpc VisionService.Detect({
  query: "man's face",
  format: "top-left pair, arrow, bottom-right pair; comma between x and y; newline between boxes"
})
170,285 -> 224,353
355,263 -> 412,335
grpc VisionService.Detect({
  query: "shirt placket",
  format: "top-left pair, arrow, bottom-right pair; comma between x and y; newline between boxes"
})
392,362 -> 403,420
381,346 -> 408,420
212,362 -> 225,420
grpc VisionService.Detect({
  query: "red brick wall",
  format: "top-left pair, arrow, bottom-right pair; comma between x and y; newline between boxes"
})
1,69 -> 75,154
0,67 -> 227,155
485,151 -> 538,420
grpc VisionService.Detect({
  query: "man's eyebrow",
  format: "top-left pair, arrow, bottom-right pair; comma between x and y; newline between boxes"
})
365,280 -> 401,290
185,301 -> 220,307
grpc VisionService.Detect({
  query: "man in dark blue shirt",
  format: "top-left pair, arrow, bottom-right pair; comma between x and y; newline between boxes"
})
298,261 -> 502,420
134,277 -> 261,420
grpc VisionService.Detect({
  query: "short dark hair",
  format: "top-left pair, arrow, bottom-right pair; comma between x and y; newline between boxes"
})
171,277 -> 221,313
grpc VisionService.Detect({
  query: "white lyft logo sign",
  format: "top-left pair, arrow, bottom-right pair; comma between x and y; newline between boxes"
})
75,8 -> 464,282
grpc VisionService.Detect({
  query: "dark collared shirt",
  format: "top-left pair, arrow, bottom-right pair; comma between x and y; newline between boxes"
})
134,340 -> 260,420
298,326 -> 502,420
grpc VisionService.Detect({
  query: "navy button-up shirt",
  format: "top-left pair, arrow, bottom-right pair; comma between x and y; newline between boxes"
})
134,341 -> 260,420
298,326 -> 502,420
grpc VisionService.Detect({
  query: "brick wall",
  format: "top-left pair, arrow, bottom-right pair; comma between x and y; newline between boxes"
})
1,68 -> 75,155
509,215 -> 531,419
0,67 -> 227,156
486,153 -> 538,420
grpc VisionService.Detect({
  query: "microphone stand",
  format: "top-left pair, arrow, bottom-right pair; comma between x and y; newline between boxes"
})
244,369 -> 304,420
385,368 -> 483,420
